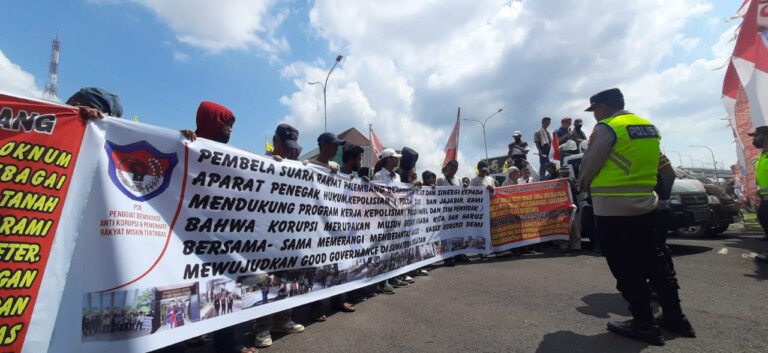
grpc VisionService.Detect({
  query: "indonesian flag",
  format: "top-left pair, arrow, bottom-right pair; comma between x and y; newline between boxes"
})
730,0 -> 768,127
442,108 -> 461,166
548,131 -> 560,164
723,60 -> 741,127
369,124 -> 384,168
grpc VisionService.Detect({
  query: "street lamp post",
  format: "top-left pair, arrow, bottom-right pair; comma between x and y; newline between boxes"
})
668,150 -> 683,168
308,54 -> 344,132
682,154 -> 694,169
690,145 -> 719,184
463,108 -> 504,165
693,159 -> 706,170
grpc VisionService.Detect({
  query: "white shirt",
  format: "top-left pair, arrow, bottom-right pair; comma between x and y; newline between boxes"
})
470,175 -> 495,187
308,158 -> 339,171
373,168 -> 401,184
436,174 -> 460,186
518,164 -> 540,184
535,126 -> 552,145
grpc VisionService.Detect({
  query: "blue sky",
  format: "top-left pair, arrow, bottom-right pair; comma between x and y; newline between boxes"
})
0,0 -> 746,176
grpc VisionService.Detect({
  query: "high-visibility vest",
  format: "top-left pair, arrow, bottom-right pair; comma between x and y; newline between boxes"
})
590,113 -> 660,197
756,152 -> 768,195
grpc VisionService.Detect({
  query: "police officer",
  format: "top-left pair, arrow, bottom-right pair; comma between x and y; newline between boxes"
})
749,126 -> 768,262
578,88 -> 665,345
650,153 -> 696,337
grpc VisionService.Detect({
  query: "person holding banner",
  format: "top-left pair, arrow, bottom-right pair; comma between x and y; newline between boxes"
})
373,148 -> 413,289
307,132 -> 358,321
251,124 -> 307,349
66,87 -> 124,119
470,160 -> 496,190
578,88 -> 667,345
437,160 -> 472,265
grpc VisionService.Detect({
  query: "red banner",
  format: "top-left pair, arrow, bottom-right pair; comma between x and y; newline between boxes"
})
0,94 -> 86,352
489,179 -> 573,251
734,87 -> 761,205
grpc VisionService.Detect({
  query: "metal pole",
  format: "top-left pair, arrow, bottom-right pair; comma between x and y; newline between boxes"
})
682,155 -> 694,169
690,145 -> 719,184
482,125 -> 489,164
463,108 -> 503,167
668,150 -> 683,167
308,55 -> 343,133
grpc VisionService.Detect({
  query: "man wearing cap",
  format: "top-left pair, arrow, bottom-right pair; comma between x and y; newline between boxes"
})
470,160 -> 496,190
252,124 -> 306,349
372,148 -> 413,290
308,132 -> 345,172
749,127 -> 768,261
508,131 -> 530,170
572,119 -> 588,145
578,88 -> 673,345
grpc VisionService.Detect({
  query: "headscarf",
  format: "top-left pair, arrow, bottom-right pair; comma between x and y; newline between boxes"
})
195,101 -> 235,143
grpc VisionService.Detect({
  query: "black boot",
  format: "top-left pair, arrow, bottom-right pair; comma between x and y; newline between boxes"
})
606,320 -> 664,346
657,314 -> 696,338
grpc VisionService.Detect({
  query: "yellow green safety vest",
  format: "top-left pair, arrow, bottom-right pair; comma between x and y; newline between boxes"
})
590,113 -> 660,197
756,152 -> 768,195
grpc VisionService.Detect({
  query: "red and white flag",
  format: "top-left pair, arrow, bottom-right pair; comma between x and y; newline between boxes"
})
442,108 -> 461,166
722,60 -> 741,126
730,0 -> 768,127
369,124 -> 384,168
548,131 -> 560,164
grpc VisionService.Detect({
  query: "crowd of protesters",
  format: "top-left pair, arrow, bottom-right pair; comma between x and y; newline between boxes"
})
63,86 -> 618,352
64,86 -> 596,352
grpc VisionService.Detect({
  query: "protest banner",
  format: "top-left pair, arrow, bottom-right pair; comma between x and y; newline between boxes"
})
489,179 -> 574,252
44,117 -> 491,353
0,93 -> 93,353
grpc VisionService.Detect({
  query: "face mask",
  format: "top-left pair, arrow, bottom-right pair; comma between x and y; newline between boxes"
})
753,140 -> 764,149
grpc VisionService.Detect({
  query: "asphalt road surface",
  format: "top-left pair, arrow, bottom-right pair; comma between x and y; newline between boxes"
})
191,229 -> 768,353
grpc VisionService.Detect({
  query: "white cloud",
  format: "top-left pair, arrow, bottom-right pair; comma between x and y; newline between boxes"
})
95,0 -> 288,54
280,0 -> 740,178
172,50 -> 189,62
0,50 -> 46,99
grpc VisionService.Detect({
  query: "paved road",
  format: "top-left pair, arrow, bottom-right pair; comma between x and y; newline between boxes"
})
193,229 -> 768,353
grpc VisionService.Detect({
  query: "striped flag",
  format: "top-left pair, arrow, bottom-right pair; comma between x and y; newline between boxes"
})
369,124 -> 384,168
442,108 -> 461,166
729,0 -> 768,127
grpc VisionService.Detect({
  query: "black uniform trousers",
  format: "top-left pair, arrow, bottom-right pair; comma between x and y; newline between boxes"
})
757,198 -> 768,236
596,212 -> 656,324
650,208 -> 683,319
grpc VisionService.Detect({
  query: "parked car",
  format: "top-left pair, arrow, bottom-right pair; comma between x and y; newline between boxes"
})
701,183 -> 741,235
670,179 -> 712,237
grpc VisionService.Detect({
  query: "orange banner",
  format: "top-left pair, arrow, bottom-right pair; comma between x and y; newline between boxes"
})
490,179 -> 573,251
0,94 -> 86,352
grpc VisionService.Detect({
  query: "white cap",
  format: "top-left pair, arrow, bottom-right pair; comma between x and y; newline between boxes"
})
378,148 -> 402,159
513,131 -> 522,136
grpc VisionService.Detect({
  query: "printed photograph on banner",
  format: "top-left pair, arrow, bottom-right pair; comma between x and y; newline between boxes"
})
151,283 -> 201,334
200,279 -> 243,319
438,236 -> 487,254
81,289 -> 153,342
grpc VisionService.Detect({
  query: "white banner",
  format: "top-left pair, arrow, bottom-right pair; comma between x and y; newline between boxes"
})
47,118 -> 490,353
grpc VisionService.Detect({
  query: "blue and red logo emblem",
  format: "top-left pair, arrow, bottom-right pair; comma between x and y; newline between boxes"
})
105,141 -> 178,201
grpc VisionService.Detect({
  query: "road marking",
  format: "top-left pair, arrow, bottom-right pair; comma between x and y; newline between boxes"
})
717,248 -> 728,255
742,252 -> 758,258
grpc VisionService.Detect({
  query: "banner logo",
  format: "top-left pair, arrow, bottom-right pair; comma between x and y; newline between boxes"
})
105,141 -> 178,201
